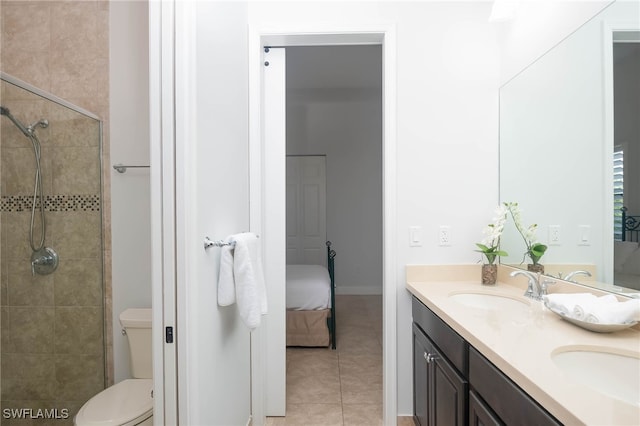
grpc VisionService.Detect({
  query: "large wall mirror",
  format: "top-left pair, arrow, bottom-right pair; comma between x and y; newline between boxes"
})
499,0 -> 640,296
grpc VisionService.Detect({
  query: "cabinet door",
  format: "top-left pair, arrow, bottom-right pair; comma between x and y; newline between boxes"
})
432,346 -> 467,426
469,390 -> 503,426
413,323 -> 468,426
413,324 -> 430,426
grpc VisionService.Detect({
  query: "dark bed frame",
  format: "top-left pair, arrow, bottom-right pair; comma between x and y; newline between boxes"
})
621,207 -> 640,242
327,241 -> 337,350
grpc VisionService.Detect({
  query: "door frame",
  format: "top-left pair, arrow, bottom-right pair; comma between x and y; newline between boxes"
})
248,24 -> 398,425
603,22 -> 640,284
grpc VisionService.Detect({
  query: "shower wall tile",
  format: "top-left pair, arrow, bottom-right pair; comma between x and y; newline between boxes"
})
1,212 -> 32,261
54,307 -> 103,355
1,308 -> 9,348
5,307 -> 55,354
48,211 -> 101,260
50,3 -> 101,101
103,249 -> 113,387
1,50 -> 52,95
1,2 -> 51,56
54,258 -> 102,307
54,353 -> 104,401
1,146 -> 54,196
51,147 -> 100,194
1,353 -> 57,400
1,263 -> 7,306
6,259 -> 54,306
49,114 -> 100,149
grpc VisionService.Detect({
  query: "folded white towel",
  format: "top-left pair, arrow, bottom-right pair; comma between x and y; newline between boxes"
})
217,236 -> 236,306
573,294 -> 617,320
584,299 -> 640,324
233,232 -> 268,330
543,293 -> 596,316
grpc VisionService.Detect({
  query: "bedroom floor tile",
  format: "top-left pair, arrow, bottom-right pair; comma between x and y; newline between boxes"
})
287,374 -> 342,404
287,347 -> 340,378
342,403 -> 383,426
269,295 -> 390,425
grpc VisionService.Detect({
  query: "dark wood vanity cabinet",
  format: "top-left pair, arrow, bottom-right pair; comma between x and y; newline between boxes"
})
412,298 -> 468,426
468,347 -> 561,426
412,296 -> 561,426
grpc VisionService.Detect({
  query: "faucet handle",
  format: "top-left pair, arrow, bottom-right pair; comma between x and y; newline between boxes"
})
540,278 -> 556,296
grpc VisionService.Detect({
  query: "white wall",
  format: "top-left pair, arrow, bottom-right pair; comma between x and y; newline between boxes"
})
249,1 -> 500,415
286,46 -> 383,295
496,0 -> 612,84
109,0 -> 151,383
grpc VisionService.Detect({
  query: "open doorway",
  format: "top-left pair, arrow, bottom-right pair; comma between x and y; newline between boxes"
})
250,27 -> 397,425
283,45 -> 384,422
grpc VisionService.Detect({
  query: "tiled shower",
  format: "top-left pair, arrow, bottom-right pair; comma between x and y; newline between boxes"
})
1,1 -> 111,424
0,76 -> 104,425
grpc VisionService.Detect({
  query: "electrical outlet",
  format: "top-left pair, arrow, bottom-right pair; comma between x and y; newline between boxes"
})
438,226 -> 451,246
548,225 -> 561,245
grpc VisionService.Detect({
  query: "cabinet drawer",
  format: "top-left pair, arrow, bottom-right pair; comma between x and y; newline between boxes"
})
469,347 -> 561,426
412,296 -> 468,375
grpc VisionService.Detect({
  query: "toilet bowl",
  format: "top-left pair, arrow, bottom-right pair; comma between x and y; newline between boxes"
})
74,379 -> 152,426
75,308 -> 153,426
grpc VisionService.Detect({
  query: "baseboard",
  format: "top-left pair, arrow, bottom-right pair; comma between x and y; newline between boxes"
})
335,286 -> 382,295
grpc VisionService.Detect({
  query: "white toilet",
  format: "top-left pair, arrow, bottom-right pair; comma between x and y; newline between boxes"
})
75,308 -> 153,426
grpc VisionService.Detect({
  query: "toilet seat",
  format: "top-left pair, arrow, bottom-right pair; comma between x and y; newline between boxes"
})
75,379 -> 153,426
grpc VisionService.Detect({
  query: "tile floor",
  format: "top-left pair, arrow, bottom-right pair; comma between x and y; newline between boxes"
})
266,295 -> 414,426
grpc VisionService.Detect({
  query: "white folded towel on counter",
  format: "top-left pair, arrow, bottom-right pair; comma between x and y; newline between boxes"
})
584,299 -> 640,324
545,293 -> 640,324
572,294 -> 617,320
543,293 -> 597,316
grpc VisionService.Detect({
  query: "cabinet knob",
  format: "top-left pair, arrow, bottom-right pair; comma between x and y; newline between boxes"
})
424,352 -> 438,363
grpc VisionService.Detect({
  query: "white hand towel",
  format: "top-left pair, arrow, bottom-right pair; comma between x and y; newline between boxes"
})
543,293 -> 596,316
217,237 -> 236,306
233,232 -> 268,330
573,294 -> 617,320
584,299 -> 640,324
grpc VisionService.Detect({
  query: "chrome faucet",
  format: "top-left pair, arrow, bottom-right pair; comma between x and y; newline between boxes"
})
510,270 -> 555,301
564,270 -> 591,283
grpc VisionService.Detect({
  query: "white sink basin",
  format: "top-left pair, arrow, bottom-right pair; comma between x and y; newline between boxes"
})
449,292 -> 530,311
551,346 -> 640,406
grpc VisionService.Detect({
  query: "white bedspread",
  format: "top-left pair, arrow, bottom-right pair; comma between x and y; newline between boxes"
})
286,264 -> 332,310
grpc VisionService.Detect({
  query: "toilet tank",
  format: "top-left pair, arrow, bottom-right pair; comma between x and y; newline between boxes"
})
119,308 -> 152,379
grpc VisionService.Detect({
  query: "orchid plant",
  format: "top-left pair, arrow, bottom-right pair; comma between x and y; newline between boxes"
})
504,201 -> 547,265
475,204 -> 509,265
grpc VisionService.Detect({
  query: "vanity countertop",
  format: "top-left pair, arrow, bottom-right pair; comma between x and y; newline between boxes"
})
406,265 -> 640,426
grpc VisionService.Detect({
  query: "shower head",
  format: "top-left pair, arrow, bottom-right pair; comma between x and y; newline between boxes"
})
28,119 -> 49,132
0,105 -> 43,137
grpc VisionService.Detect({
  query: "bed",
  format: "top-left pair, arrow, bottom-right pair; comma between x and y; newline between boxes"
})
286,241 -> 336,349
614,207 -> 640,291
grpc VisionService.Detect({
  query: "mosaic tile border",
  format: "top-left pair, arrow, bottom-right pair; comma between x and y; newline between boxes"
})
0,195 -> 101,212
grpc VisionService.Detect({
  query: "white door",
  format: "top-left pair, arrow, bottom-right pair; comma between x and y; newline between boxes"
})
151,2 -> 253,425
286,156 -> 327,265
261,47 -> 287,416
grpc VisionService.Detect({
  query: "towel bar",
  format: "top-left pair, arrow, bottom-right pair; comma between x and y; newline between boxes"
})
203,235 -> 259,250
204,237 -> 235,250
113,164 -> 150,173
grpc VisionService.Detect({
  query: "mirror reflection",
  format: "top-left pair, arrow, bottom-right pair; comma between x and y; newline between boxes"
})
499,0 -> 640,295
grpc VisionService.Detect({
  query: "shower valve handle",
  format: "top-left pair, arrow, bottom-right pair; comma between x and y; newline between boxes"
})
30,247 -> 59,276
